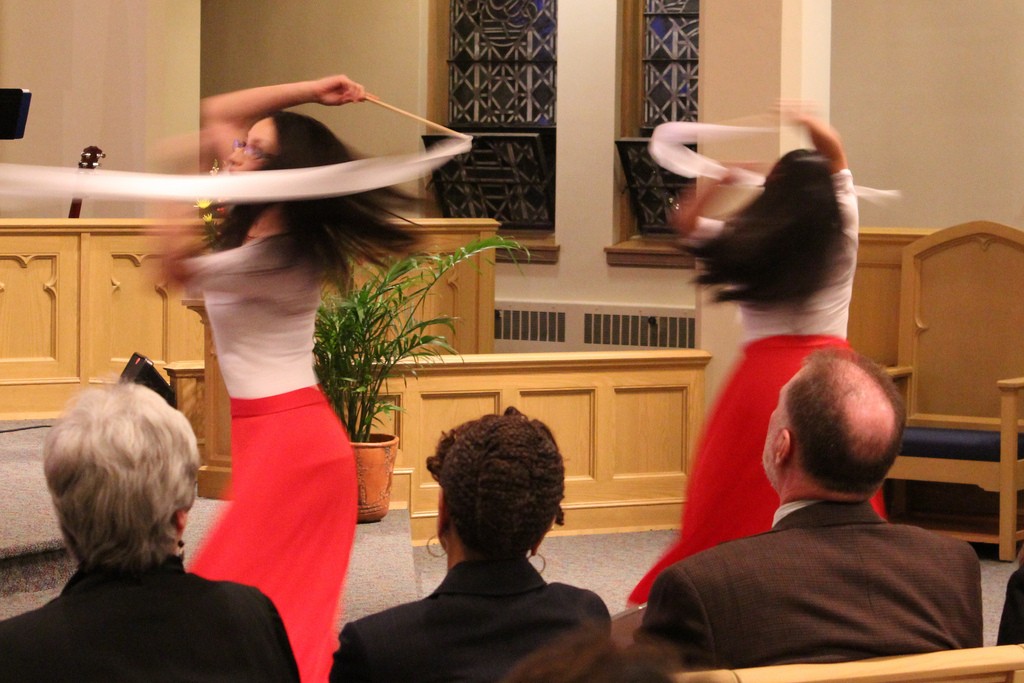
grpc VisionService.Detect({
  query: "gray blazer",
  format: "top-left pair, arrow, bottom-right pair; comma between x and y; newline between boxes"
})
639,501 -> 983,669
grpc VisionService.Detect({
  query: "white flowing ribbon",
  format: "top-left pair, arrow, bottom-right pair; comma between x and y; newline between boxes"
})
649,122 -> 773,185
648,121 -> 901,203
0,136 -> 471,203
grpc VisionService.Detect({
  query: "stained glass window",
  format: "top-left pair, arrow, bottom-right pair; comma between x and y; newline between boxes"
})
619,0 -> 698,237
449,0 -> 557,128
434,0 -> 557,234
424,133 -> 554,231
643,0 -> 699,130
616,138 -> 690,236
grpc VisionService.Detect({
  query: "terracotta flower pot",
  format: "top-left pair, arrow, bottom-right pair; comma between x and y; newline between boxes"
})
353,434 -> 398,523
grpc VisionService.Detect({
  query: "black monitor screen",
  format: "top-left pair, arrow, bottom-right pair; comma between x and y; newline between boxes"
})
0,89 -> 31,139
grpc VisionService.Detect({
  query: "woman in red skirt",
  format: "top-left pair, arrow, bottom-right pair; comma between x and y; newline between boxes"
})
630,109 -> 882,605
161,75 -> 415,682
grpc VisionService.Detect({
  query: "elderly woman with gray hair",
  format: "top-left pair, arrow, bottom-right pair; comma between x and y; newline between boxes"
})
0,382 -> 299,682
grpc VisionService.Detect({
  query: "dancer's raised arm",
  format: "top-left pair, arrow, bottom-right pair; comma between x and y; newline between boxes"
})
201,75 -> 365,129
780,103 -> 847,174
200,75 -> 366,162
670,172 -> 737,241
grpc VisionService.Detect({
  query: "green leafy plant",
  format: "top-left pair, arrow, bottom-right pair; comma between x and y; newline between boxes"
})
314,235 -> 521,443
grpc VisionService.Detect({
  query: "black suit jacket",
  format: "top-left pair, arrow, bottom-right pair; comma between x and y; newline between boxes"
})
639,501 -> 983,669
0,556 -> 299,682
998,565 -> 1024,644
330,557 -> 610,683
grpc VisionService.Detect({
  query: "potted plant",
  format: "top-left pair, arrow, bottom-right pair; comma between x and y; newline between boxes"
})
314,234 -> 521,522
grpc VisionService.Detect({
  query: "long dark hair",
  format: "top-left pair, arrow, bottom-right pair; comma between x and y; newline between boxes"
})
690,149 -> 844,305
213,111 -> 417,283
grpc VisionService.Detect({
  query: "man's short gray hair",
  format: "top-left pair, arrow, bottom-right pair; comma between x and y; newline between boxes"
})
43,382 -> 199,573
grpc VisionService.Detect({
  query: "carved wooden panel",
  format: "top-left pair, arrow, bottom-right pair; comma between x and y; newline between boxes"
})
0,220 -> 204,417
900,223 -> 1024,422
0,234 -> 78,384
88,235 -> 188,380
612,386 -> 687,475
520,389 -> 595,480
384,350 -> 710,541
848,228 -> 934,366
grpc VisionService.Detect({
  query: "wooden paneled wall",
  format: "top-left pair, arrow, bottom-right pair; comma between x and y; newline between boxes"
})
0,219 -> 205,417
0,217 -> 500,421
381,351 -> 711,541
848,227 -> 935,365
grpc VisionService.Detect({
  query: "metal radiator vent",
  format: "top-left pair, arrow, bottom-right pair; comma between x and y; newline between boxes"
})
493,302 -> 696,352
494,309 -> 566,343
584,313 -> 694,349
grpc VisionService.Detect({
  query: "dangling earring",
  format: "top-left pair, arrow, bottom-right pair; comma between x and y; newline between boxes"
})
176,539 -> 185,561
426,535 -> 446,558
528,551 -> 546,574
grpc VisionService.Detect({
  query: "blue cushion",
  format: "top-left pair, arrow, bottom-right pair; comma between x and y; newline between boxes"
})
900,426 -> 1024,462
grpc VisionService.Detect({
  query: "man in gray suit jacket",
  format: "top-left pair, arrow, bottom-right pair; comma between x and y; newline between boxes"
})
637,348 -> 983,669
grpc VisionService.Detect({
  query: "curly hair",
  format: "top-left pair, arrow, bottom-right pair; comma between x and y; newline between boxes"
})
214,111 -> 417,284
690,149 -> 844,305
426,407 -> 565,559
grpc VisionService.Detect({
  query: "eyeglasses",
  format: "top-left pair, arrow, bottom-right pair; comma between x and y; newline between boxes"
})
232,139 -> 273,160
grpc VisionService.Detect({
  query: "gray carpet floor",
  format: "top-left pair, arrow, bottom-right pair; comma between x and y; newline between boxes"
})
0,420 -> 1016,645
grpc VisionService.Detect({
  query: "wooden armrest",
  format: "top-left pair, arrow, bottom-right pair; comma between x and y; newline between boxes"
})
886,365 -> 913,378
998,376 -> 1024,391
675,670 -> 739,682
717,645 -> 1024,683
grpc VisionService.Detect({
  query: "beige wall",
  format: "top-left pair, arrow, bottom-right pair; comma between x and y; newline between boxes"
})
0,0 -> 200,218
201,1 -> 431,164
832,0 -> 1024,229
496,0 -> 689,310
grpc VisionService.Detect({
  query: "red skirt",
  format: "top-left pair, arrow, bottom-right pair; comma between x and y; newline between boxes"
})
628,335 -> 884,605
189,386 -> 356,683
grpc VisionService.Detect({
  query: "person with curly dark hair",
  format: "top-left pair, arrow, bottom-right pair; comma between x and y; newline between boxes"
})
159,74 -> 416,682
329,407 -> 611,683
630,106 -> 883,605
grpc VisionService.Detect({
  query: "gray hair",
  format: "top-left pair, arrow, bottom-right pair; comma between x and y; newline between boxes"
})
43,382 -> 199,573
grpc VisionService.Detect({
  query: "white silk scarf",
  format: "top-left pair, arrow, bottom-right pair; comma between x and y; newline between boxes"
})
648,121 -> 900,204
0,136 -> 471,203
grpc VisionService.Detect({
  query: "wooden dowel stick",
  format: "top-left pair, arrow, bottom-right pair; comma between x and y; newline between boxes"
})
363,95 -> 471,139
711,112 -> 779,128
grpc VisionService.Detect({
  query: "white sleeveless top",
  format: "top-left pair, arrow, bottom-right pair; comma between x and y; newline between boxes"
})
184,237 -> 322,399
